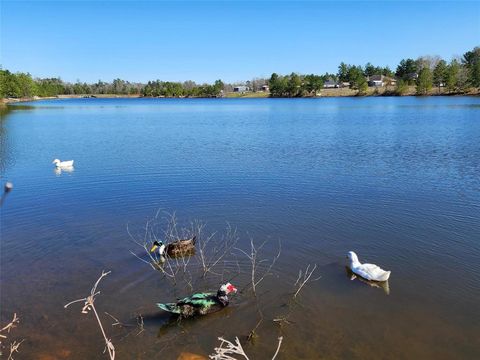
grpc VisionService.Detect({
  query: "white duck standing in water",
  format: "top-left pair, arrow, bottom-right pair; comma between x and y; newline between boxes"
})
52,159 -> 74,168
347,251 -> 391,282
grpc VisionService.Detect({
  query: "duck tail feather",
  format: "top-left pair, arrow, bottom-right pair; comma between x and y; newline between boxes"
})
381,271 -> 391,281
157,303 -> 181,314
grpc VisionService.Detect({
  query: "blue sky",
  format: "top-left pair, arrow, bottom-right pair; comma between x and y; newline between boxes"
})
1,1 -> 479,83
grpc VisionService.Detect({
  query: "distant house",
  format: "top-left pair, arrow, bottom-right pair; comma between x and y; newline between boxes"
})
340,82 -> 350,88
368,75 -> 385,87
367,75 -> 397,87
261,85 -> 269,92
323,79 -> 338,88
233,86 -> 249,92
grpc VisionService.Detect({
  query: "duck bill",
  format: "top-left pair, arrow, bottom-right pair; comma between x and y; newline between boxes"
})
150,244 -> 158,253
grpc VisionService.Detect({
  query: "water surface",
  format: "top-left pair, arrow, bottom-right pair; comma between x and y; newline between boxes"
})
1,97 -> 479,359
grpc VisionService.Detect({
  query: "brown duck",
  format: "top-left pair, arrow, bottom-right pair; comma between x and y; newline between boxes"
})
150,236 -> 196,258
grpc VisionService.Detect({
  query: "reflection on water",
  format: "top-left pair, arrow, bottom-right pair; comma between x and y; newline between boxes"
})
345,267 -> 390,295
1,97 -> 480,359
54,166 -> 75,176
0,106 -> 14,173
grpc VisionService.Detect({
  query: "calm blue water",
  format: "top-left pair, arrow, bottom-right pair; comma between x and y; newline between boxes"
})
1,97 -> 479,359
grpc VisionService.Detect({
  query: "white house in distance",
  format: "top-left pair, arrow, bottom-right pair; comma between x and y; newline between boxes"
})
368,75 -> 397,87
323,79 -> 338,88
233,85 -> 250,92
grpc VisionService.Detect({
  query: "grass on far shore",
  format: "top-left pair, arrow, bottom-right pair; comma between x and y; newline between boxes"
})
2,86 -> 478,105
225,91 -> 270,98
227,86 -> 479,98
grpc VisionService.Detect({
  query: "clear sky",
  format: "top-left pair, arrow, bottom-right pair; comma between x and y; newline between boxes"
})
1,0 -> 479,83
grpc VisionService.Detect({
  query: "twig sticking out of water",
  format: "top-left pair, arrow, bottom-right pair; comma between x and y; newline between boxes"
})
0,313 -> 24,359
209,336 -> 283,360
273,264 -> 320,327
128,210 -> 240,293
236,238 -> 281,296
271,336 -> 284,360
198,222 -> 238,277
293,264 -> 319,299
7,339 -> 24,360
210,337 -> 250,360
64,270 -> 115,360
0,313 -> 19,338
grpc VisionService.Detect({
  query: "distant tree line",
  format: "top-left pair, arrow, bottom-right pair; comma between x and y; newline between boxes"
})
268,73 -> 325,97
269,46 -> 480,97
1,46 -> 479,99
142,80 -> 224,97
0,71 -> 147,98
0,72 -> 225,99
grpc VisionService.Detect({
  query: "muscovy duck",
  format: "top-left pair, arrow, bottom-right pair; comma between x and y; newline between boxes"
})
157,283 -> 237,317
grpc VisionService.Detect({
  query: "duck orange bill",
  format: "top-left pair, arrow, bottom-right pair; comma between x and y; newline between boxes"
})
150,244 -> 158,253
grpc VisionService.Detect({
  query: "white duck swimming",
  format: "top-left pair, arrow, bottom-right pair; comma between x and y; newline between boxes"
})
52,159 -> 74,168
347,251 -> 391,282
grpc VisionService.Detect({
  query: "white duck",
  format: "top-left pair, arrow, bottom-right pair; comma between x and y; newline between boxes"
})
347,251 -> 391,282
52,159 -> 74,168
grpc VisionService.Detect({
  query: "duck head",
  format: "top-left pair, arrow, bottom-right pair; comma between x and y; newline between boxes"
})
150,240 -> 166,256
218,282 -> 237,296
347,251 -> 360,265
52,159 -> 61,165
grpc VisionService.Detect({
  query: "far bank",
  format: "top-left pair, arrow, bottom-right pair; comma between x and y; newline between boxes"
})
1,87 -> 479,106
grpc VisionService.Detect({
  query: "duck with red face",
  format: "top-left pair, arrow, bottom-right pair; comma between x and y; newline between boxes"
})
157,283 -> 237,317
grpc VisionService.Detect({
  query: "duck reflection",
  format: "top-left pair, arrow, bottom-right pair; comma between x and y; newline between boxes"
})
345,266 -> 390,295
156,305 -> 234,337
54,166 -> 74,175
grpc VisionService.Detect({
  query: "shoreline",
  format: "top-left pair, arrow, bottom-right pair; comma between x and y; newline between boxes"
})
2,88 -> 479,105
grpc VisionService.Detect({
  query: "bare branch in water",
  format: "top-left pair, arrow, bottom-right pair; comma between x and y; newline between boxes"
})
293,264 -> 319,299
0,313 -> 19,338
0,313 -> 24,359
128,211 -> 240,293
210,337 -> 250,360
237,238 -> 281,295
198,222 -> 238,276
104,312 -> 136,329
210,336 -> 283,360
271,336 -> 283,360
64,270 -> 115,360
274,264 -> 320,328
7,339 -> 24,360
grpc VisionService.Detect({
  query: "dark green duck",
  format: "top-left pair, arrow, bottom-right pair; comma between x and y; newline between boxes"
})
157,283 -> 237,317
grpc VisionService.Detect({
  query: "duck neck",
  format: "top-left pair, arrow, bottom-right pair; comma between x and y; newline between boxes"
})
216,290 -> 229,306
159,244 -> 166,256
350,258 -> 360,268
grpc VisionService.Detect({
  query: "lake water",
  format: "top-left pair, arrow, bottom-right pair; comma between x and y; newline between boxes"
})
1,97 -> 479,359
